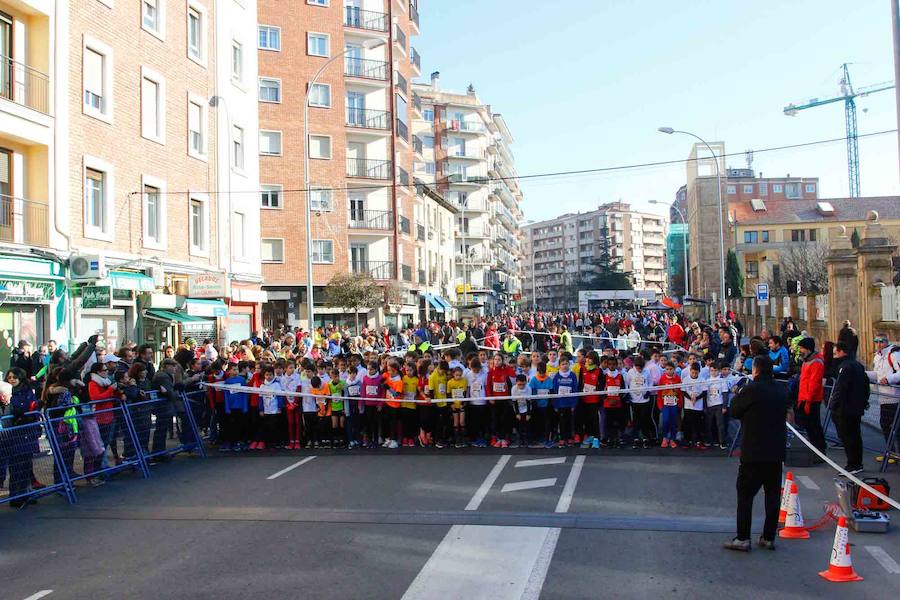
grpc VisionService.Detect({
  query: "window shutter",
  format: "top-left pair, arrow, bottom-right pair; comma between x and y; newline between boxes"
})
84,48 -> 104,96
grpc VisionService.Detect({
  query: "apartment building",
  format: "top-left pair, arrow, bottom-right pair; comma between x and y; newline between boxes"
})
412,74 -> 524,316
522,202 -> 668,311
257,0 -> 426,331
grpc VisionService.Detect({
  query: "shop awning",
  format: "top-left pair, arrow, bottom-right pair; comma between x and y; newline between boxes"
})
144,309 -> 209,324
183,298 -> 228,317
110,270 -> 155,292
433,295 -> 453,312
423,293 -> 445,313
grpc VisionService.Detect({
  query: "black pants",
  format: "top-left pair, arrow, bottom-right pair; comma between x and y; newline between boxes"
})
467,405 -> 487,440
796,402 -> 826,453
581,403 -> 600,438
604,406 -> 624,441
491,401 -> 513,439
557,407 -> 574,441
303,412 -> 318,444
736,461 -> 781,541
836,412 -> 863,468
531,406 -> 549,442
880,403 -> 899,453
682,410 -> 704,444
632,402 -> 655,441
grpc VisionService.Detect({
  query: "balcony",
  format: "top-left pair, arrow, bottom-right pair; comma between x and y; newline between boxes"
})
409,2 -> 420,27
412,92 -> 422,115
398,167 -> 410,187
352,260 -> 394,280
412,135 -> 423,155
0,55 -> 50,115
395,71 -> 408,94
348,209 -> 394,230
445,119 -> 484,134
395,118 -> 409,141
410,47 -> 421,72
447,149 -> 483,161
346,107 -> 390,130
344,7 -> 388,32
345,57 -> 388,81
0,195 -> 48,247
347,158 -> 392,179
394,24 -> 407,51
399,215 -> 411,234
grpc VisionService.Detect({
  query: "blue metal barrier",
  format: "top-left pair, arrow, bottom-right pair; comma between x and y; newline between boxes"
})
180,390 -> 208,458
0,411 -> 76,506
124,390 -> 205,463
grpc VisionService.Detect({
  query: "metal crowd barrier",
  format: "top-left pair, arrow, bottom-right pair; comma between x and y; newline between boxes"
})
0,410 -> 76,506
123,390 -> 206,463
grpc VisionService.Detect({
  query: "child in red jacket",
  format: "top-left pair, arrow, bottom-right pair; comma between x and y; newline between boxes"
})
656,362 -> 682,448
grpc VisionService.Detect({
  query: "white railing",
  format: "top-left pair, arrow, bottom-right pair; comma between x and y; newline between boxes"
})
881,286 -> 900,322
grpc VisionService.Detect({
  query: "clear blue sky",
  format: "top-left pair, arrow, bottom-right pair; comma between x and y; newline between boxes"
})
415,0 -> 899,221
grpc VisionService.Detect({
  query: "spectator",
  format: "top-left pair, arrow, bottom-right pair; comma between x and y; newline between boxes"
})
837,320 -> 859,359
867,333 -> 900,464
796,337 -> 826,453
766,337 -> 790,378
829,341 -> 870,474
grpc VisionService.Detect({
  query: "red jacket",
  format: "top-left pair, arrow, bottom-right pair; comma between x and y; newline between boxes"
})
656,373 -> 682,410
207,372 -> 225,408
486,366 -> 513,398
798,352 -> 825,412
580,365 -> 602,404
88,380 -> 120,426
603,370 -> 625,409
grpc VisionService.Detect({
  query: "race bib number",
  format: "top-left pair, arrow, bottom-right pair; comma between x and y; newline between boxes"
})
583,383 -> 597,393
537,388 -> 550,395
348,385 -> 361,397
493,382 -> 506,393
438,383 -> 446,395
452,389 -> 465,399
558,386 -> 572,395
404,391 -> 416,401
365,385 -> 378,396
607,386 -> 620,395
663,394 -> 678,407
472,381 -> 482,393
632,376 -> 644,388
517,399 -> 528,414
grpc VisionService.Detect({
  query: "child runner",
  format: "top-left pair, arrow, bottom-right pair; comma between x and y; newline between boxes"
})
626,354 -> 655,449
447,366 -> 468,447
328,368 -> 347,448
382,361 -> 403,449
401,363 -> 420,447
553,356 -> 579,447
680,362 -> 706,448
361,362 -> 384,448
602,355 -> 626,448
656,362 -> 682,448
528,362 -> 554,448
257,366 -> 285,451
510,373 -> 532,448
311,375 -> 331,448
578,350 -> 602,448
465,358 -> 488,447
427,360 -> 450,448
704,360 -> 729,449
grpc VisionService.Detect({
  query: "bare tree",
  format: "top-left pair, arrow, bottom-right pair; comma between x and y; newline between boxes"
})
778,242 -> 828,293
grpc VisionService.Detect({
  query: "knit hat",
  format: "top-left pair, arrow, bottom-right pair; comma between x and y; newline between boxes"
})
798,337 -> 815,352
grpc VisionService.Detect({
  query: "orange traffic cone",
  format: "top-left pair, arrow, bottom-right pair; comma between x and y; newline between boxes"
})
819,516 -> 863,582
778,482 -> 810,539
778,471 -> 794,525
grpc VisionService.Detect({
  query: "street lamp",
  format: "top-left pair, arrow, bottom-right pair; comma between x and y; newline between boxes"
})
209,96 -> 233,277
658,127 -> 726,315
647,200 -> 688,298
304,39 -> 385,331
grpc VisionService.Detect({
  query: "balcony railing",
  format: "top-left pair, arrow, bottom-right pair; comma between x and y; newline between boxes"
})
446,119 -> 484,133
347,158 -> 392,179
346,107 -> 390,130
0,194 -> 49,247
345,57 -> 388,81
410,47 -> 421,70
344,6 -> 388,32
416,223 -> 425,241
395,71 -> 408,94
348,209 -> 394,230
399,215 -> 411,234
401,264 -> 413,282
394,24 -> 407,51
351,260 -> 394,280
398,167 -> 410,187
0,55 -> 50,115
413,135 -> 423,155
409,1 -> 419,27
412,92 -> 422,114
395,118 -> 409,141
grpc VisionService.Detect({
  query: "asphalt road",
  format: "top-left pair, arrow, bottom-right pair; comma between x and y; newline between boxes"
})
2,446 -> 899,600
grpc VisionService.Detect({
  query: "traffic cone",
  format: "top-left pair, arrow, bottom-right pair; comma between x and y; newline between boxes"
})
818,517 -> 863,582
778,482 -> 810,539
778,471 -> 794,526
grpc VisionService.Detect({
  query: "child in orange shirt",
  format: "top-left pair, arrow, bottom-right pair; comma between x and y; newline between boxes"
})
382,361 -> 403,449
311,375 -> 332,448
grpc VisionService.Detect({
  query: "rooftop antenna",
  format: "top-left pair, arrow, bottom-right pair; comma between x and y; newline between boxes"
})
745,149 -> 754,171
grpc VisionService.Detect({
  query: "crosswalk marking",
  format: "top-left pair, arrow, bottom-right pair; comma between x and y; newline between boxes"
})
865,546 -> 900,574
516,457 -> 566,468
501,478 -> 558,493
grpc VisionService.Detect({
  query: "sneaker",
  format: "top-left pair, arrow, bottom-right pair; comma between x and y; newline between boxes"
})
670,440 -> 678,449
580,437 -> 592,449
90,478 -> 106,488
249,441 -> 259,450
490,438 -> 501,448
661,439 -> 669,448
544,440 -> 555,449
719,443 -> 728,450
846,466 -> 864,475
573,434 -> 582,444
643,439 -> 651,449
257,442 -> 266,450
558,440 -> 566,448
382,438 -> 392,448
528,442 -> 544,449
387,440 -> 399,449
632,439 -> 640,450
419,431 -> 428,446
435,441 -> 446,449
723,538 -> 751,552
591,438 -> 600,449
500,439 -> 510,448
757,537 -> 776,550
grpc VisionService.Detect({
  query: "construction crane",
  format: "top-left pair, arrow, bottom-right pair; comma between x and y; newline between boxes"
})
783,63 -> 894,197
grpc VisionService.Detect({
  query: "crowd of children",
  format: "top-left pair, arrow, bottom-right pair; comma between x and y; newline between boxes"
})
203,342 -> 747,452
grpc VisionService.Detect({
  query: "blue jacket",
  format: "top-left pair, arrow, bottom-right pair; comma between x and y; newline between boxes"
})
224,376 -> 249,414
528,375 -> 555,408
769,346 -> 790,374
552,370 -> 580,410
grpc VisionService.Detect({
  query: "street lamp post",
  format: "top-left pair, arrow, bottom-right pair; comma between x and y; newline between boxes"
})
648,200 -> 688,299
304,39 -> 385,331
658,127 -> 725,315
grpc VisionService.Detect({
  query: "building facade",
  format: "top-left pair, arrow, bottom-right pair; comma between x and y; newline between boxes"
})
257,0 -> 426,331
666,222 -> 688,298
522,202 -> 667,311
413,74 -> 524,316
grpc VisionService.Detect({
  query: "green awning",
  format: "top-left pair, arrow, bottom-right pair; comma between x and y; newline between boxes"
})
144,309 -> 208,324
110,270 -> 155,292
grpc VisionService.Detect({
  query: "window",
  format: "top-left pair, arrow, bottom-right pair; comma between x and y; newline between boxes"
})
805,183 -> 816,194
259,130 -> 282,156
83,38 -> 113,120
187,7 -> 203,62
189,195 -> 209,255
142,0 -> 163,37
258,25 -> 281,51
423,108 -> 434,121
745,261 -> 758,278
785,182 -> 801,199
791,229 -> 806,242
726,185 -> 736,194
260,185 -> 282,209
261,239 -> 284,263
232,212 -> 245,259
141,176 -> 166,250
85,168 -> 105,231
310,187 -> 333,211
309,83 -> 330,107
425,161 -> 435,175
187,96 -> 206,158
259,78 -> 281,103
772,183 -> 783,193
809,228 -> 817,242
309,135 -> 331,159
423,135 -> 434,149
307,32 -> 329,57
743,231 -> 758,244
140,68 -> 165,143
762,230 -> 770,243
231,40 -> 243,82
308,0 -> 328,5
759,182 -> 768,197
743,184 -> 753,194
232,126 -> 244,170
312,239 -> 334,263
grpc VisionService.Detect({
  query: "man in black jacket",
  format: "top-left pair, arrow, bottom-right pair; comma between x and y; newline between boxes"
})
829,341 -> 870,474
724,355 -> 791,552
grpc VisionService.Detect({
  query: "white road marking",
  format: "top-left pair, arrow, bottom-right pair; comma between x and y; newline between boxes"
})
464,454 -> 510,511
266,456 -> 317,480
400,525 -> 557,600
864,546 -> 900,574
521,527 -> 561,600
23,592 -> 53,600
797,475 -> 820,490
555,455 -> 586,513
516,457 -> 566,468
501,478 -> 558,493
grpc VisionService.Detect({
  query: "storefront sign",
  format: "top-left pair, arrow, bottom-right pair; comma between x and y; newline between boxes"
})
188,272 -> 229,298
82,285 -> 112,309
0,279 -> 55,302
185,300 -> 228,317
113,288 -> 133,301
231,288 -> 268,303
